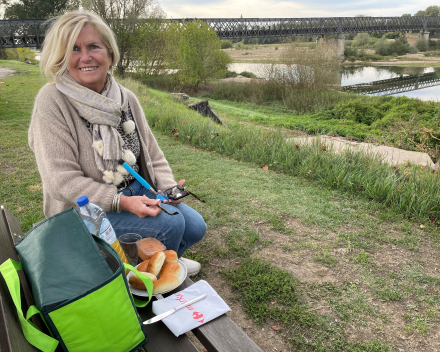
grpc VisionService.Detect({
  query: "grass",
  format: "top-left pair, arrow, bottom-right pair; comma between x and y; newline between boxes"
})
0,60 -> 47,229
3,60 -> 440,351
143,92 -> 440,222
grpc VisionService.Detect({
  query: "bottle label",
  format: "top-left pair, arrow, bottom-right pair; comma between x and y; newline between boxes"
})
99,218 -> 117,245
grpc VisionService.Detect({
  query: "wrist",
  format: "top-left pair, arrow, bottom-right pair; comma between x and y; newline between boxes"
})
119,194 -> 128,212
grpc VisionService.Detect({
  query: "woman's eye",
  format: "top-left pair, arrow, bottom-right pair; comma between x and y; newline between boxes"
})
91,45 -> 99,49
73,46 -> 79,51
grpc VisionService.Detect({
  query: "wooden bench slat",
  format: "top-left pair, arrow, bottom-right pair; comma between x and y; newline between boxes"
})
0,206 -> 40,352
1,206 -> 46,333
0,294 -> 13,352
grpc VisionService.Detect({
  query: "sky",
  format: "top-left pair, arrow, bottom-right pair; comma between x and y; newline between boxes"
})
159,0 -> 437,19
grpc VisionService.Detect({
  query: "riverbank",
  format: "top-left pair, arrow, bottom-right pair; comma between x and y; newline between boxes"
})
223,43 -> 440,67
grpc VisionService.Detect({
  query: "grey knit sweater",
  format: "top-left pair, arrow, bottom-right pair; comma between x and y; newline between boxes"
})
29,83 -> 176,218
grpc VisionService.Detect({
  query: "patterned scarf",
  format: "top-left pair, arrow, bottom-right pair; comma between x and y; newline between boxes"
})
56,71 -> 131,184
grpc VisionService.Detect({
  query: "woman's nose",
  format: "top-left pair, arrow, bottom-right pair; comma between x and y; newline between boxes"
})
79,49 -> 91,61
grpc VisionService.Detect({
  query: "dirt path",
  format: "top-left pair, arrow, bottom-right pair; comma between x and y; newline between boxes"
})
0,68 -> 16,79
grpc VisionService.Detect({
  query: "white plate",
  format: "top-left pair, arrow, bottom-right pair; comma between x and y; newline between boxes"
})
127,259 -> 187,297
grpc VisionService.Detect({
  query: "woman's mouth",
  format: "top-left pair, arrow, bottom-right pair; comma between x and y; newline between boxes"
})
80,67 -> 98,71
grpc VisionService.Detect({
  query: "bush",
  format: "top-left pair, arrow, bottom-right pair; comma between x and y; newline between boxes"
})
375,38 -> 409,56
325,101 -> 384,125
223,70 -> 238,78
2,48 -> 37,64
424,50 -> 440,57
354,33 -> 371,47
428,39 -> 437,47
375,39 -> 390,56
235,42 -> 249,50
409,45 -> 418,54
416,38 -> 429,52
239,71 -> 257,78
221,40 -> 233,49
344,46 -> 357,58
389,39 -> 410,55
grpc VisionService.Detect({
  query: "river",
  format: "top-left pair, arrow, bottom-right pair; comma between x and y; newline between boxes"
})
229,63 -> 440,101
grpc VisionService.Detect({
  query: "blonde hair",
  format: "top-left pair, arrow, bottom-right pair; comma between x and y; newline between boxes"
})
40,11 -> 120,81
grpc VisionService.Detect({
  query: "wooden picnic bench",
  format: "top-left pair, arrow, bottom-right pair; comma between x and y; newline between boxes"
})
0,205 -> 264,352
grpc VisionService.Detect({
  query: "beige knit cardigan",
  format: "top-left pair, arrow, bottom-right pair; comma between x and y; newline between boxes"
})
29,83 -> 176,218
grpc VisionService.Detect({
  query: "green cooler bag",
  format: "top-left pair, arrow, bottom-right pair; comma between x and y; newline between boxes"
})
0,207 -> 154,352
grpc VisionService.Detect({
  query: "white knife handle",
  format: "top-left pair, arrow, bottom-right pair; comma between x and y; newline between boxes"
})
175,294 -> 207,312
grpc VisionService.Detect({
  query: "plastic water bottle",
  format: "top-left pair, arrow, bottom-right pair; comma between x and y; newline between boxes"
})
76,196 -> 129,265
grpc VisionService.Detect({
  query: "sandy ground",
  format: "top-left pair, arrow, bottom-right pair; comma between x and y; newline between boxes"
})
220,74 -> 254,83
0,68 -> 16,79
224,44 -> 440,66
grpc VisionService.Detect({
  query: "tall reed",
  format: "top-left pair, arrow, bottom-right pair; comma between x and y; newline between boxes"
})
210,43 -> 344,113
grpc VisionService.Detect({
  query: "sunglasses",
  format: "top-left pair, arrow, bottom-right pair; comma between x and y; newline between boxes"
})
161,185 -> 206,202
155,185 -> 205,216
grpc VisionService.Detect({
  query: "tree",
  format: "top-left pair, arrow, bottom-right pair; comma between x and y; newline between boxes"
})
1,0 -> 79,19
131,18 -> 167,75
414,6 -> 440,17
165,20 -> 231,89
402,14 -> 411,17
82,0 -> 164,74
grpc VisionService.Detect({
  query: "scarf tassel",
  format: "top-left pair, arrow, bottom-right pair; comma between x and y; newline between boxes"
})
92,140 -> 104,156
122,120 -> 135,135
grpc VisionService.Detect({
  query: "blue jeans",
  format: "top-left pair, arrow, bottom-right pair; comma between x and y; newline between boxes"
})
107,180 -> 206,258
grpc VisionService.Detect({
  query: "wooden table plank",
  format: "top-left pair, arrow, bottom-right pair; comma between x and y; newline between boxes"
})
164,278 -> 264,352
137,301 -> 199,352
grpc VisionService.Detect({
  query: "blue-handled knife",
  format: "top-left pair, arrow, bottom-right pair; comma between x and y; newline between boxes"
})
143,294 -> 207,325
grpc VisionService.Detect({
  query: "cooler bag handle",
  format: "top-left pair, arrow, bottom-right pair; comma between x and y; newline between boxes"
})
123,263 -> 154,307
0,259 -> 59,352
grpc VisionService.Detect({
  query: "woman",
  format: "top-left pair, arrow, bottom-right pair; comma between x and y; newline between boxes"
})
28,10 -> 206,276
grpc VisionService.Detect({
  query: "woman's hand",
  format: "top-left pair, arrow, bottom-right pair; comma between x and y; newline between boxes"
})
162,180 -> 185,206
119,194 -> 161,218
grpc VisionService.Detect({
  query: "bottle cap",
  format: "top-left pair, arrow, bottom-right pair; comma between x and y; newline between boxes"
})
76,196 -> 89,206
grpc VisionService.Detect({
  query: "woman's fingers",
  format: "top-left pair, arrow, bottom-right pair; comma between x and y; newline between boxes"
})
141,196 -> 161,216
163,198 -> 182,206
120,195 -> 161,218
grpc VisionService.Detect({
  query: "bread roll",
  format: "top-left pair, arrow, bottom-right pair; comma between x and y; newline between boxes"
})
163,250 -> 178,264
160,262 -> 181,278
137,259 -> 150,272
129,272 -> 157,290
153,275 -> 180,294
147,251 -> 166,277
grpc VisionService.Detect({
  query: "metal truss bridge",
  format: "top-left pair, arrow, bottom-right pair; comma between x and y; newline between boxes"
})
341,72 -> 440,96
2,16 -> 440,48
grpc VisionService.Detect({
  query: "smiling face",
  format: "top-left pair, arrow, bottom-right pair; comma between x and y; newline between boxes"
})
68,24 -> 112,93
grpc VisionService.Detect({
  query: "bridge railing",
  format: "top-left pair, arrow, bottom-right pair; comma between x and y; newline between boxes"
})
342,72 -> 440,96
1,17 -> 440,48
0,19 -> 49,48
